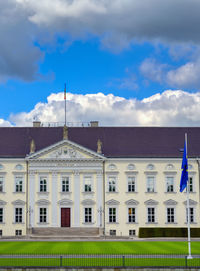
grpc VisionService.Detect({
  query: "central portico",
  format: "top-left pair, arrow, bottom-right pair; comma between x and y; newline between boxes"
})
26,137 -> 105,236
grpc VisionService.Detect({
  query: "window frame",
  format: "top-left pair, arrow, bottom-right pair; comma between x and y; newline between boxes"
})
0,176 -> 4,193
0,208 -> 3,223
39,207 -> 47,223
108,176 -> 117,192
166,207 -> 175,223
128,207 -> 136,223
39,177 -> 47,193
15,207 -> 23,223
15,176 -> 23,193
108,207 -> 117,223
84,207 -> 92,223
147,207 -> 156,223
146,176 -> 156,193
61,176 -> 70,192
83,176 -> 92,193
166,176 -> 174,193
127,176 -> 136,192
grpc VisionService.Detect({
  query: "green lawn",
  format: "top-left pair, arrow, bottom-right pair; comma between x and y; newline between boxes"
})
0,241 -> 199,255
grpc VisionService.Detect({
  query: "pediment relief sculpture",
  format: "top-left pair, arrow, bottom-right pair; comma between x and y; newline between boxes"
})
48,146 -> 84,159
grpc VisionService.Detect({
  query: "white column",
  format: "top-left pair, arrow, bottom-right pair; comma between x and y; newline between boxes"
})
51,171 -> 58,227
97,170 -> 103,227
29,170 -> 35,228
74,171 -> 80,227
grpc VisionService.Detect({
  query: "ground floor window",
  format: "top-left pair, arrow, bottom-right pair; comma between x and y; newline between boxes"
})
186,207 -> 194,223
128,208 -> 136,223
15,230 -> 22,236
39,208 -> 47,223
0,208 -> 3,223
0,230 -> 2,236
167,207 -> 175,223
147,207 -> 155,223
109,208 -> 116,223
15,208 -> 22,223
84,208 -> 92,223
110,229 -> 116,236
129,230 -> 136,236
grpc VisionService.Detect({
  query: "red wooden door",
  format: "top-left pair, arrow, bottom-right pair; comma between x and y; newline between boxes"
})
61,208 -> 70,227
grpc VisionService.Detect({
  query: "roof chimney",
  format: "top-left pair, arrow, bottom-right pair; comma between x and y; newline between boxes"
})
90,121 -> 99,127
33,121 -> 41,127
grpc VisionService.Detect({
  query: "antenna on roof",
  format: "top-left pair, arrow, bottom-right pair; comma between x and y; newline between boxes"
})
64,83 -> 67,126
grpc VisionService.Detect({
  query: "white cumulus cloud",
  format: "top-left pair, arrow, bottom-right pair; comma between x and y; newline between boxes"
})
7,90 -> 200,127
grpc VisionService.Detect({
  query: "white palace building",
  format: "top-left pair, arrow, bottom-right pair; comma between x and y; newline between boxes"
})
0,121 -> 199,238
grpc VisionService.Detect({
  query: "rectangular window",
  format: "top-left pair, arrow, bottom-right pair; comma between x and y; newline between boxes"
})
109,208 -> 116,223
15,208 -> 22,223
40,177 -> 47,192
166,176 -> 174,192
128,176 -> 135,192
0,208 -> 3,223
110,230 -> 116,236
108,177 -> 116,192
0,230 -> 2,236
62,176 -> 69,192
84,177 -> 92,192
147,207 -> 155,223
84,208 -> 92,223
186,177 -> 193,192
186,207 -> 194,223
129,229 -> 136,236
128,208 -> 136,223
15,230 -> 22,236
15,177 -> 23,192
39,208 -> 47,223
147,176 -> 155,192
167,208 -> 175,223
0,177 -> 3,192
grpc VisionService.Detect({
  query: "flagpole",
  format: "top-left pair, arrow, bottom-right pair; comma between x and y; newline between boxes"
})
64,83 -> 66,126
185,133 -> 192,259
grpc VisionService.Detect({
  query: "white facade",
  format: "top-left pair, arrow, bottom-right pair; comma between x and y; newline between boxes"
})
0,138 -> 199,237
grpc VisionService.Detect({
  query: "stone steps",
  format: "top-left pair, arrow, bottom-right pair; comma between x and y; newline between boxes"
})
31,227 -> 100,236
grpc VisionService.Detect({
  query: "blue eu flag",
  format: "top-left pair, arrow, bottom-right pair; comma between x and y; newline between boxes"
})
180,141 -> 188,192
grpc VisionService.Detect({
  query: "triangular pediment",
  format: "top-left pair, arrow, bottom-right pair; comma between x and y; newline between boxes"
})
125,199 -> 139,206
183,199 -> 197,206
163,199 -> 178,205
106,199 -> 120,206
12,200 -> 26,206
26,139 -> 105,160
144,199 -> 158,205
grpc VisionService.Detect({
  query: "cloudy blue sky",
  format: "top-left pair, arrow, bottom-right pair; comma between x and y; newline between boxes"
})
1,0 -> 200,126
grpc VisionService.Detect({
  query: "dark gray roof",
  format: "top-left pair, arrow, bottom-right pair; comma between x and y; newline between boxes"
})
0,127 -> 199,158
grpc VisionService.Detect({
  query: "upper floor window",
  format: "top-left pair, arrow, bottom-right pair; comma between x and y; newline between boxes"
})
62,176 -> 69,192
108,177 -> 116,192
84,176 -> 92,192
146,176 -> 155,192
127,164 -> 135,170
128,207 -> 136,223
15,164 -> 23,170
40,177 -> 47,192
166,176 -> 174,192
0,164 -> 3,170
0,177 -> 4,192
147,164 -> 155,170
108,164 -> 117,170
128,176 -> 136,192
186,177 -> 194,192
15,176 -> 23,192
166,164 -> 174,170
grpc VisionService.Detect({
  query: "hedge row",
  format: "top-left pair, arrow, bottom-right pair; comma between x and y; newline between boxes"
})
139,227 -> 200,238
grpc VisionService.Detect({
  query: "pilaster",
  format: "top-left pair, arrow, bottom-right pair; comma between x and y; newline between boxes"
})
74,171 -> 80,226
